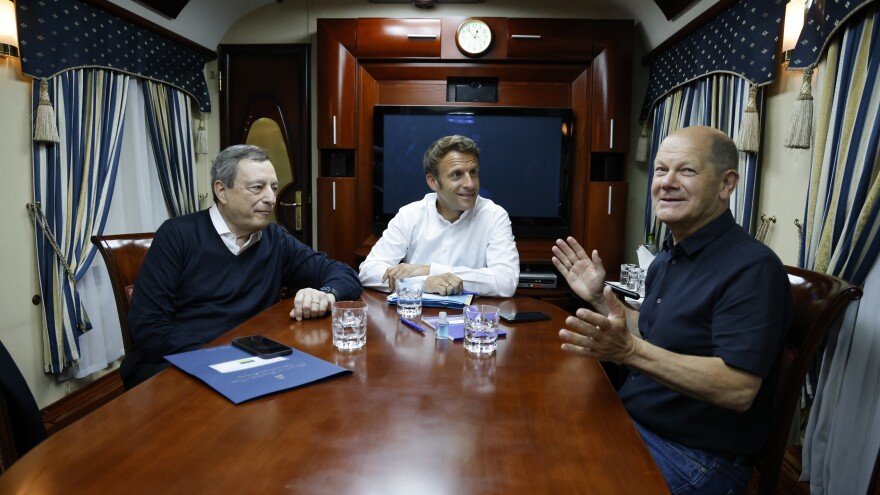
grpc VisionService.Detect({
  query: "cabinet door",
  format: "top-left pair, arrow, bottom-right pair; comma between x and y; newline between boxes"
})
590,20 -> 633,152
357,18 -> 442,59
317,19 -> 357,149
506,18 -> 593,60
317,177 -> 357,268
586,181 -> 627,279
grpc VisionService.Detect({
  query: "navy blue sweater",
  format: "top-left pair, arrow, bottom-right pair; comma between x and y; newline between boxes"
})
122,210 -> 361,387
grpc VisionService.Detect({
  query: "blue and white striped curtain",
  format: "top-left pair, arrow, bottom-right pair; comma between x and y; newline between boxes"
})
643,75 -> 761,246
800,5 -> 880,493
31,69 -> 130,374
142,81 -> 199,216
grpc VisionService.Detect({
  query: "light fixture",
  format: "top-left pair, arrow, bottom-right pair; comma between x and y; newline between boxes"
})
0,0 -> 18,58
781,0 -> 805,64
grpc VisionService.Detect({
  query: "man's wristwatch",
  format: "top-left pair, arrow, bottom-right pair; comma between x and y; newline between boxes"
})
319,286 -> 339,301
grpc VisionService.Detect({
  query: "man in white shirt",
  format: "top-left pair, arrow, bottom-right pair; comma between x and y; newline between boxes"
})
358,135 -> 520,297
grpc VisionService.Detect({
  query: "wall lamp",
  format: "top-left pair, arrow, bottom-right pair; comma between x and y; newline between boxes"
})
0,0 -> 18,58
781,0 -> 805,65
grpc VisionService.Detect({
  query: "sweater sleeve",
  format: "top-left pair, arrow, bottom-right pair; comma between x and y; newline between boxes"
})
279,230 -> 363,301
127,221 -> 202,359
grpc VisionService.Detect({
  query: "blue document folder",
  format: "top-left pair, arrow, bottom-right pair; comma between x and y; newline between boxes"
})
165,345 -> 351,404
387,291 -> 476,309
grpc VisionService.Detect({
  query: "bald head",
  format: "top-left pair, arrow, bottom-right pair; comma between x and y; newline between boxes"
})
666,126 -> 738,176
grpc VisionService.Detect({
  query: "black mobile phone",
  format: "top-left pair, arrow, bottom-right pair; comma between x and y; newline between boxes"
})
605,282 -> 641,300
231,335 -> 293,359
500,311 -> 551,323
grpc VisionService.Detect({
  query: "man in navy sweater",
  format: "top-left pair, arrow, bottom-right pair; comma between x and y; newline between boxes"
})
122,145 -> 362,389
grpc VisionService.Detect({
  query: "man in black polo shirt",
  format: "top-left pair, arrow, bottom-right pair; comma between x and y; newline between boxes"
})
552,126 -> 792,494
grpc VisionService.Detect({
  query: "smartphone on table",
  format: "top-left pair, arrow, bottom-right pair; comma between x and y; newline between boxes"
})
499,311 -> 551,323
231,335 -> 293,359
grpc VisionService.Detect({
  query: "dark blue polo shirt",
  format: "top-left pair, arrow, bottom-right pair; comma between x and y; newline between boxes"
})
619,210 -> 792,459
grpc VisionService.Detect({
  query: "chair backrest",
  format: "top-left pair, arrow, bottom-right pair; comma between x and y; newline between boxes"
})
0,341 -> 48,473
90,233 -> 154,354
751,266 -> 863,494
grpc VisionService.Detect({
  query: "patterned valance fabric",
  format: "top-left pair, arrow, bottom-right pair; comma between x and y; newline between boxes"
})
15,0 -> 211,112
788,0 -> 876,70
642,0 -> 786,118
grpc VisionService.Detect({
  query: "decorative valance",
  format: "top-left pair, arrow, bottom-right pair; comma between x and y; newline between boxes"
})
641,0 -> 786,118
15,0 -> 211,112
788,0 -> 877,70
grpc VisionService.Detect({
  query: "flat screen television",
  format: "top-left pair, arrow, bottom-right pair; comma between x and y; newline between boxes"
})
373,105 -> 574,239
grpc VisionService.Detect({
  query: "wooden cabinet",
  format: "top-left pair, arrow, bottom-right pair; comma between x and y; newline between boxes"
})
315,17 -> 633,282
357,18 -> 442,59
506,18 -> 593,60
317,19 -> 357,149
586,181 -> 627,279
317,177 -> 357,267
590,20 -> 633,152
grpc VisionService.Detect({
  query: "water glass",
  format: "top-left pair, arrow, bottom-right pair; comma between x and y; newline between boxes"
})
463,304 -> 500,355
332,301 -> 368,351
396,277 -> 424,318
626,266 -> 641,292
620,264 -> 630,286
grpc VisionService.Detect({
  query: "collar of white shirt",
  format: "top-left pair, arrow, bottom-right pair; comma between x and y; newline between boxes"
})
209,205 -> 262,256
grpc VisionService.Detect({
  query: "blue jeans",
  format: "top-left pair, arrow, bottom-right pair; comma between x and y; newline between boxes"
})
634,420 -> 753,495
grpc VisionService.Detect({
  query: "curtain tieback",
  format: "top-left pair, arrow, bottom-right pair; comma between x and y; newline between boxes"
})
26,202 -> 76,285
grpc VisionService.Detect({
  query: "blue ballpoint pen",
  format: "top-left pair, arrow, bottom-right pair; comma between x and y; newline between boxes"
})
400,318 -> 426,334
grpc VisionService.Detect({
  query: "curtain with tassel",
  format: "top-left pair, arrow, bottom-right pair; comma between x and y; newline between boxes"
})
28,69 -> 129,374
799,5 -> 880,492
642,74 -> 761,249
142,81 -> 200,217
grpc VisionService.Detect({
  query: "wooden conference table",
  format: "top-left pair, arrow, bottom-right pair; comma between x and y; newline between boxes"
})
1,290 -> 668,494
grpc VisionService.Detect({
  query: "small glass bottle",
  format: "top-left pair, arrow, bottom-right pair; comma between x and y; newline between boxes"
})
437,311 -> 450,340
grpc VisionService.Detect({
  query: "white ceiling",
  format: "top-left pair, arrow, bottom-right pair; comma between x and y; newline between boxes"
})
108,0 -> 717,52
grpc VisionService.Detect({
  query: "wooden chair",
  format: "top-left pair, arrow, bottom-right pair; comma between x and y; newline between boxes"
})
89,233 -> 154,354
0,341 -> 48,473
749,266 -> 863,494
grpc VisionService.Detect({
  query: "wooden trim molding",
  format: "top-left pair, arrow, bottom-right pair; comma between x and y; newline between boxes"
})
40,370 -> 125,435
80,0 -> 216,59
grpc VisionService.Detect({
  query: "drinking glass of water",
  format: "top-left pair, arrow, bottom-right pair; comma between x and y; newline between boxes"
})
396,277 -> 424,318
332,301 -> 368,351
463,304 -> 500,355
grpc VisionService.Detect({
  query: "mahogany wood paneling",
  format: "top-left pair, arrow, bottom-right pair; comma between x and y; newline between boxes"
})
317,177 -> 357,268
586,181 -> 627,279
507,18 -> 594,60
317,19 -> 358,149
591,20 -> 634,153
357,18 -> 442,59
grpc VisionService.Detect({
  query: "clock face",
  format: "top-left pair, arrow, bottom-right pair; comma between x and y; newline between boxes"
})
456,19 -> 493,57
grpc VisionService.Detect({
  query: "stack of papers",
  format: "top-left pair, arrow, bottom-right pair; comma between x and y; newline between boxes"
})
165,345 -> 351,404
387,291 -> 475,309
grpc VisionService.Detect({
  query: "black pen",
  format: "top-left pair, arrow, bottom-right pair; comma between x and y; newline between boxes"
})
401,318 -> 426,334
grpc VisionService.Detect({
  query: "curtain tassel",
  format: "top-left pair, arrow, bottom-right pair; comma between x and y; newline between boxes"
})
635,121 -> 649,162
34,79 -> 60,144
735,86 -> 761,153
195,115 -> 208,155
784,67 -> 814,149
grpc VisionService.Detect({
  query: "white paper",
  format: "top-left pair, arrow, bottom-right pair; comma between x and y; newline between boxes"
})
210,355 -> 287,374
637,245 -> 656,270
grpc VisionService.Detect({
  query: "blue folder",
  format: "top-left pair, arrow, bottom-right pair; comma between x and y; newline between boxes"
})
386,291 -> 476,309
165,344 -> 351,404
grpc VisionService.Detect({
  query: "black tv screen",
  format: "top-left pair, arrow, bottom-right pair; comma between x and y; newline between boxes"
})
373,105 -> 574,238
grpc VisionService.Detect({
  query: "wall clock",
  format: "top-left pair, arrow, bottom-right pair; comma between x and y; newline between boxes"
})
456,18 -> 493,57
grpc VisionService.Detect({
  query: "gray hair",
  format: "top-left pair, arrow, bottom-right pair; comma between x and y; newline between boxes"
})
422,135 -> 480,178
211,144 -> 270,201
705,130 -> 739,175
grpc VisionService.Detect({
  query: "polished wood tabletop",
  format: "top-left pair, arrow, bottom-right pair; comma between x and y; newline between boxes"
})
1,290 -> 668,494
